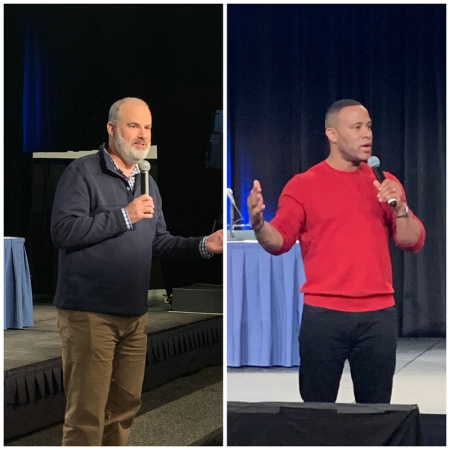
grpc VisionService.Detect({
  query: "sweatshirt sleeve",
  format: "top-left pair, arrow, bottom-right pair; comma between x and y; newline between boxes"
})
385,172 -> 426,253
150,180 -> 205,260
50,165 -> 128,248
269,175 -> 306,255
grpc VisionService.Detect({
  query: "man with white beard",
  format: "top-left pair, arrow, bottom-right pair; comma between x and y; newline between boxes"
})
51,97 -> 223,446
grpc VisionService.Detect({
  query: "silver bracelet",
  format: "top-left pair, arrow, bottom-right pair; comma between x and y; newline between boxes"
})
396,203 -> 409,218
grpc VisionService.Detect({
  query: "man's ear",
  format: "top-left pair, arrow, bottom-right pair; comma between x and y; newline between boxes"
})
107,121 -> 115,138
325,127 -> 337,144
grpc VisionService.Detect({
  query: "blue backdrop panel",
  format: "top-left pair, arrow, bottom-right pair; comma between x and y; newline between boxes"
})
227,242 -> 305,367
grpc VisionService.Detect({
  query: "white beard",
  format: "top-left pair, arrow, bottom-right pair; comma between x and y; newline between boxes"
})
114,128 -> 150,164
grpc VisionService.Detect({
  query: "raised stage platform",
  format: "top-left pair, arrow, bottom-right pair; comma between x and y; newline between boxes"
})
227,338 -> 446,446
4,292 -> 223,443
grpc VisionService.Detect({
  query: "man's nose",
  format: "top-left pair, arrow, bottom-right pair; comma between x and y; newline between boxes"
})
138,127 -> 149,139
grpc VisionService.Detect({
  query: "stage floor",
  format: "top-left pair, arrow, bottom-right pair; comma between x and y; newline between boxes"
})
7,365 -> 223,446
4,290 -> 217,370
4,290 -> 223,445
227,338 -> 446,414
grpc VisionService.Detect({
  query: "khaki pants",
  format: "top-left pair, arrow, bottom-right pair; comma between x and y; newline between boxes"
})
56,309 -> 148,446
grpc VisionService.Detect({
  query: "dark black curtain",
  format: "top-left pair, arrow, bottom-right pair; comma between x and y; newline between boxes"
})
228,4 -> 445,337
5,5 -> 223,297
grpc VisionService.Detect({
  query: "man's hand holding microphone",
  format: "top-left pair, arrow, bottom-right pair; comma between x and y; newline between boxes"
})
126,195 -> 155,224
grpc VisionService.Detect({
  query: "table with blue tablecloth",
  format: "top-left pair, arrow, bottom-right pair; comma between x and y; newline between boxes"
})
4,237 -> 34,329
227,241 -> 305,367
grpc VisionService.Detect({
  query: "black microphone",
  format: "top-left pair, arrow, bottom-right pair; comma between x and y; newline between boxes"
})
138,161 -> 151,195
368,156 -> 396,207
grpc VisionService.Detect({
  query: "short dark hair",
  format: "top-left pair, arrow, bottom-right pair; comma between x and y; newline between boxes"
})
325,99 -> 362,128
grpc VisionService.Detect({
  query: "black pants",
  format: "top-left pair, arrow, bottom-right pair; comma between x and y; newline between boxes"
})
299,304 -> 397,404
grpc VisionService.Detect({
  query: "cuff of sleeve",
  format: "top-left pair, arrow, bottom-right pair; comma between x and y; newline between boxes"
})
122,208 -> 133,231
268,219 -> 293,255
200,236 -> 214,259
397,213 -> 426,253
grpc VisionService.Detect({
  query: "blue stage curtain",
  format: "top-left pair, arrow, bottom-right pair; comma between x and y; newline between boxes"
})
227,242 -> 305,367
227,110 -> 232,227
227,4 -> 445,337
22,13 -> 57,154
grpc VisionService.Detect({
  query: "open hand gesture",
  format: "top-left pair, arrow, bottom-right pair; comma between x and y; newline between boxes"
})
247,180 -> 265,228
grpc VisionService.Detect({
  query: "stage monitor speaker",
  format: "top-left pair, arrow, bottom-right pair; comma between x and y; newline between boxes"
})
172,283 -> 223,314
228,401 -> 423,446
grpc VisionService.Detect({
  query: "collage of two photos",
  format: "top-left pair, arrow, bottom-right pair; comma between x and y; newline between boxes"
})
4,3 -> 445,447
226,4 -> 444,446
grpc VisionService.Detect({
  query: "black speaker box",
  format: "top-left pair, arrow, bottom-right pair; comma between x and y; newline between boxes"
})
172,284 -> 223,314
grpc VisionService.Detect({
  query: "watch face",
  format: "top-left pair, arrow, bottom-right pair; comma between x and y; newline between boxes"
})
397,204 -> 409,218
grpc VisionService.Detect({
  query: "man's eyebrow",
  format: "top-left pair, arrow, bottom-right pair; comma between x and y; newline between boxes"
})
126,122 -> 152,127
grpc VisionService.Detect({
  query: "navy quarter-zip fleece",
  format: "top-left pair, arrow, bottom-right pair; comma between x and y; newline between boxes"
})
51,144 -> 204,315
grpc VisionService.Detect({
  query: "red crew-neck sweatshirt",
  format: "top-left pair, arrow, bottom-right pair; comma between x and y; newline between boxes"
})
270,161 -> 426,312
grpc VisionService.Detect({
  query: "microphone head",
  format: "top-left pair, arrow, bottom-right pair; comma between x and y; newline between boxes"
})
227,188 -> 236,205
368,156 -> 380,168
138,160 -> 151,172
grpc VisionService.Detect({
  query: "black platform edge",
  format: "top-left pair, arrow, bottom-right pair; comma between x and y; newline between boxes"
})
4,316 -> 223,442
420,414 -> 447,446
227,402 -> 445,446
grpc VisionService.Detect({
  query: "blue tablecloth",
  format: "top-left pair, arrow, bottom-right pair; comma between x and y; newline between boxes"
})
4,238 -> 34,329
227,241 -> 305,367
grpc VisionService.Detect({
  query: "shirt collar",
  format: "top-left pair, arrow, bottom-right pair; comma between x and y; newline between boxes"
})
102,146 -> 141,179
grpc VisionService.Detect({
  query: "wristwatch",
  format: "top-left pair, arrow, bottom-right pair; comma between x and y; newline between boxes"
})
396,203 -> 409,218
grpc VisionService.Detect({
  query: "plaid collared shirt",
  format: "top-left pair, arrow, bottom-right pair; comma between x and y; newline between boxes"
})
104,148 -> 139,230
104,148 -> 140,189
104,148 -> 212,258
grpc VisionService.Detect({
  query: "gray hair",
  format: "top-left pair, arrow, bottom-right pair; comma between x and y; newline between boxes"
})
108,97 -> 149,124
